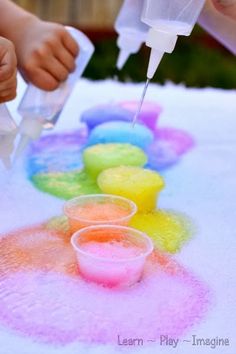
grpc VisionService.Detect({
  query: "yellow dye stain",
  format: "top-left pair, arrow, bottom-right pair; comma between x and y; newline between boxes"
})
130,210 -> 194,253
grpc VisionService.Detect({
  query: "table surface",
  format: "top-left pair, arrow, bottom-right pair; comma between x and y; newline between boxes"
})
0,78 -> 235,354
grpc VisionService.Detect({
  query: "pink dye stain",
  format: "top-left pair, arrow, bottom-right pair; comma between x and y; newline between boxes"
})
0,224 -> 209,345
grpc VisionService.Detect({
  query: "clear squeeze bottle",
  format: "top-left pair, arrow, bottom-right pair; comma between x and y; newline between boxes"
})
142,0 -> 206,79
132,0 -> 206,125
0,104 -> 18,168
15,26 -> 94,159
115,0 -> 150,69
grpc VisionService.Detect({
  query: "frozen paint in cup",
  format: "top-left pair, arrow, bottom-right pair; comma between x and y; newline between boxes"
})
80,104 -> 133,132
71,225 -> 153,287
98,166 -> 165,213
64,194 -> 137,234
86,121 -> 154,151
80,101 -> 162,133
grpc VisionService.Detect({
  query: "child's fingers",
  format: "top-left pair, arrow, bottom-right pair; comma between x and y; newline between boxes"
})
24,67 -> 60,91
0,86 -> 17,102
42,56 -> 70,82
61,30 -> 79,57
0,69 -> 17,90
0,43 -> 17,81
0,95 -> 16,103
55,47 -> 76,73
0,87 -> 16,99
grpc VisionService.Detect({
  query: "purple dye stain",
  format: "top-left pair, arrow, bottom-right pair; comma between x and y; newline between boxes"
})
0,225 -> 209,345
147,128 -> 195,170
154,127 -> 195,155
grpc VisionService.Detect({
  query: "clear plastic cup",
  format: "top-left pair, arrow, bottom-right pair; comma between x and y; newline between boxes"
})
71,225 -> 154,287
63,194 -> 137,234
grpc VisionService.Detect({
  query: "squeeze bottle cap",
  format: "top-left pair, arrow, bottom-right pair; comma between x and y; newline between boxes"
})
0,134 -> 16,169
0,104 -> 18,168
0,104 -> 17,133
116,34 -> 143,69
1,156 -> 11,169
14,117 -> 43,160
146,28 -> 178,79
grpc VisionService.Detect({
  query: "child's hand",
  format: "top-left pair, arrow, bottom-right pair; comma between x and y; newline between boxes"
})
0,36 -> 17,103
13,18 -> 79,91
211,0 -> 236,18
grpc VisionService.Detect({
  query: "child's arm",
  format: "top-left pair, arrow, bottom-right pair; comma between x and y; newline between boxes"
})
0,36 -> 17,103
0,0 -> 79,91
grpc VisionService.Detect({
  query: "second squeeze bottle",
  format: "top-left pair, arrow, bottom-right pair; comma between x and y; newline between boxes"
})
15,27 -> 94,159
115,0 -> 149,69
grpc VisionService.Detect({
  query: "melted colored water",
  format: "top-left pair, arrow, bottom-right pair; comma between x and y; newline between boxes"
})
47,212 -> 193,254
27,127 -> 194,199
27,128 -> 87,176
0,224 -> 209,345
147,128 -> 195,170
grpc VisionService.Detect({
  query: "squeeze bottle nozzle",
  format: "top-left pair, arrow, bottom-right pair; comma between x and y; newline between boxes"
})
141,0 -> 205,79
146,28 -> 178,79
115,0 -> 149,69
14,27 -> 94,159
116,36 -> 144,69
0,104 -> 18,169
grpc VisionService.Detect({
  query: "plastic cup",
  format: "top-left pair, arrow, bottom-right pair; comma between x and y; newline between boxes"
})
63,194 -> 137,234
71,225 -> 154,287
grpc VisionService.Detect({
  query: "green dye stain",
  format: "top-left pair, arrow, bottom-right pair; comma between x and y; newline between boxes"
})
31,169 -> 101,200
